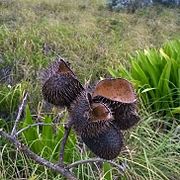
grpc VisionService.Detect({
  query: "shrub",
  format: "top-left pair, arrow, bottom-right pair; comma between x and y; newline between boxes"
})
109,39 -> 180,116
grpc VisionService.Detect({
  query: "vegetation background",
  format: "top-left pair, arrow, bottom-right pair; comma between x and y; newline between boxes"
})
0,0 -> 179,179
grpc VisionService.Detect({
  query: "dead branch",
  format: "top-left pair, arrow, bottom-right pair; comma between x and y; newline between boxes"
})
11,92 -> 28,137
0,129 -> 77,180
59,120 -> 73,165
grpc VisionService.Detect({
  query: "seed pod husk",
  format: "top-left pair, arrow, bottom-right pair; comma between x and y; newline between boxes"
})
112,103 -> 140,130
70,92 -> 123,160
40,58 -> 84,107
81,125 -> 123,160
92,78 -> 140,130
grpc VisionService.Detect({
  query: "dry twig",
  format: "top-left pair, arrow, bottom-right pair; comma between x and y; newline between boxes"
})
16,122 -> 60,136
67,158 -> 126,173
59,119 -> 73,165
0,129 -> 77,180
11,92 -> 28,137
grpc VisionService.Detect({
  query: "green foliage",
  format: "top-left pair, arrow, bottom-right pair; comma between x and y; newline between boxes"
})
0,83 -> 27,118
121,116 -> 180,180
109,39 -> 180,116
22,105 -> 77,163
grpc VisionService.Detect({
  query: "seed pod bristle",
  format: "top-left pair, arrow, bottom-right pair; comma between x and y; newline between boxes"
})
113,103 -> 140,130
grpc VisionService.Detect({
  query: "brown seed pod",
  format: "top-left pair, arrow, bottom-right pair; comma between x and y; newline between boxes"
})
70,92 -> 112,136
92,78 -> 140,130
70,92 -> 123,160
40,58 -> 84,107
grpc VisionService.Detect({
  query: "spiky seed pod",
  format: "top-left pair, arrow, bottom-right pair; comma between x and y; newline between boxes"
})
40,58 -> 84,107
70,92 -> 123,160
112,103 -> 140,130
81,126 -> 123,160
70,92 -> 112,136
92,78 -> 140,130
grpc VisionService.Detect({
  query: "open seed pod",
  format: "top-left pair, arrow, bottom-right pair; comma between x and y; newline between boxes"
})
70,92 -> 112,136
90,103 -> 113,122
92,78 -> 140,130
70,92 -> 123,160
40,58 -> 84,107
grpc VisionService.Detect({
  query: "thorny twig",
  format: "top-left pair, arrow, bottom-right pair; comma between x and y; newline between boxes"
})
11,92 -> 28,137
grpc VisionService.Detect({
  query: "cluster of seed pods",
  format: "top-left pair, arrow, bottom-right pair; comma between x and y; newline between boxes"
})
40,58 -> 140,160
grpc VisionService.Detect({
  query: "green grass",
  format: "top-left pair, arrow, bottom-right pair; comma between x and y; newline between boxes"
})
1,111 -> 179,179
109,39 -> 180,117
0,0 -> 180,179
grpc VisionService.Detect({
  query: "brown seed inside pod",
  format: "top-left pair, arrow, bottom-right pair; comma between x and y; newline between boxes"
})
56,59 -> 75,76
90,103 -> 113,122
41,58 -> 84,107
92,78 -> 136,104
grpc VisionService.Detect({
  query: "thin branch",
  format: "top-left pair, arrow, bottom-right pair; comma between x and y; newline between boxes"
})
0,129 -> 77,180
11,92 -> 28,137
67,158 -> 126,173
59,123 -> 72,165
16,122 -> 62,136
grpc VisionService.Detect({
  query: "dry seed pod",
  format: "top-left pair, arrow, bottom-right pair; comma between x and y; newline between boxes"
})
113,103 -> 140,130
81,126 -> 123,160
92,78 -> 136,104
70,92 -> 112,136
40,58 -> 84,107
70,92 -> 123,160
90,103 -> 112,122
92,78 -> 140,130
